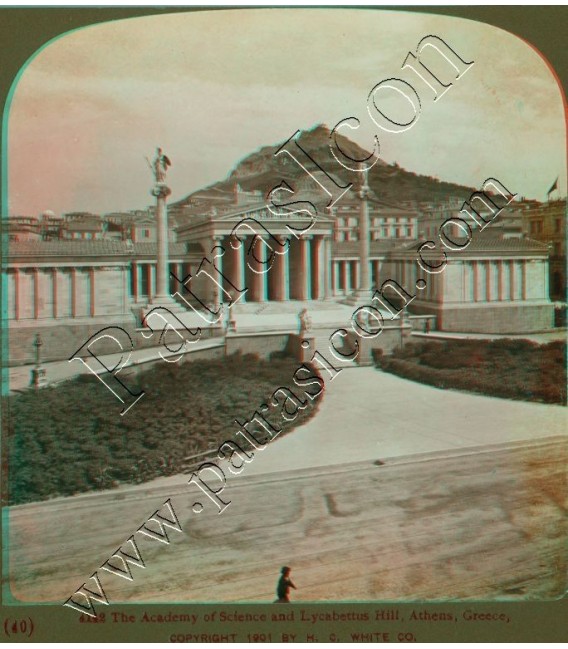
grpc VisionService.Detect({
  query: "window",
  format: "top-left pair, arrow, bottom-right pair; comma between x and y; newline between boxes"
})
144,229 -> 150,238
555,218 -> 561,233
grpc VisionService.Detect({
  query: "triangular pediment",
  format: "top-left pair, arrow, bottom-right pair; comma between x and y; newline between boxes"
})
212,202 -> 336,224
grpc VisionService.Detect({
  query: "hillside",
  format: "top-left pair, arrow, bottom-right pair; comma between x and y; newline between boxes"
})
171,124 -> 479,217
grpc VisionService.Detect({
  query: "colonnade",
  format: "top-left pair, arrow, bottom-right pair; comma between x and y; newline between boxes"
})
130,261 -> 191,302
331,259 -> 383,295
7,254 -> 547,322
6,266 -> 122,320
208,234 -> 333,304
396,258 -> 547,303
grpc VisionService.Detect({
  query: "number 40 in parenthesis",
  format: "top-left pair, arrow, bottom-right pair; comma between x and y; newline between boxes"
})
3,617 -> 34,638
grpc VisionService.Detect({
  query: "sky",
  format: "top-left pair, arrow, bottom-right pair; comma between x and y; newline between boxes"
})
7,8 -> 567,216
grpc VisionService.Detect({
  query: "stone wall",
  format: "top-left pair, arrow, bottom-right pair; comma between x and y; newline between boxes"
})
346,324 -> 413,365
410,300 -> 555,334
7,319 -> 222,366
225,332 -> 290,359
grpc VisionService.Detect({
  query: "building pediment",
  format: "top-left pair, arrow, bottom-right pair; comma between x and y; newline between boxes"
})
212,203 -> 336,224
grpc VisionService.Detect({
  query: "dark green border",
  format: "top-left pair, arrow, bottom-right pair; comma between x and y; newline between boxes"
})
1,5 -> 567,643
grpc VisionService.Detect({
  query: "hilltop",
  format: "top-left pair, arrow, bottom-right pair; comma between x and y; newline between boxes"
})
171,124 -> 479,217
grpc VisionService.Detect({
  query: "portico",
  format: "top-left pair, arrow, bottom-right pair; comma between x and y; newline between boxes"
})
175,204 -> 336,305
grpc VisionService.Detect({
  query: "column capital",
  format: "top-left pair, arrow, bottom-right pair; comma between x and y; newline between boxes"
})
151,184 -> 171,198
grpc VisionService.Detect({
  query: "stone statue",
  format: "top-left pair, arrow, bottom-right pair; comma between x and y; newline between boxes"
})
299,307 -> 312,333
152,147 -> 171,184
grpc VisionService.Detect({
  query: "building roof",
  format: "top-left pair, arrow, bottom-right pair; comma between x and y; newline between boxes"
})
8,240 -> 204,260
399,231 -> 550,254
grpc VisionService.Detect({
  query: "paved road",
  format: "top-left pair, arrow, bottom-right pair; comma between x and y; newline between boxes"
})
8,437 -> 566,605
6,365 -> 567,605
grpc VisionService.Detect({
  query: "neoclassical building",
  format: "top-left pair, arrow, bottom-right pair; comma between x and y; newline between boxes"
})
5,240 -> 203,364
4,184 -> 555,364
174,187 -> 417,305
386,230 -> 554,333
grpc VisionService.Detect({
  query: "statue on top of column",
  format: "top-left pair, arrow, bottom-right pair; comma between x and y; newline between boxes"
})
151,147 -> 171,184
358,162 -> 370,200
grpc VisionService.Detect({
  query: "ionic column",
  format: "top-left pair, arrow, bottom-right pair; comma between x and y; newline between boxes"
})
509,261 -> 515,301
298,236 -> 310,301
71,268 -> 77,317
138,264 -> 144,299
132,263 -> 139,302
122,264 -> 128,313
323,236 -> 332,299
33,268 -> 40,319
358,167 -> 371,292
312,235 -> 324,300
89,267 -> 96,317
273,237 -> 288,301
237,237 -> 247,303
14,268 -> 19,320
282,241 -> 290,301
343,261 -> 350,293
144,264 -> 151,300
333,261 -> 339,296
246,236 -> 269,302
485,262 -> 492,301
465,262 -> 473,302
211,235 -> 224,304
52,268 -> 58,318
259,250 -> 268,302
472,262 -> 478,302
354,261 -> 360,292
521,261 -> 527,300
154,184 -> 171,300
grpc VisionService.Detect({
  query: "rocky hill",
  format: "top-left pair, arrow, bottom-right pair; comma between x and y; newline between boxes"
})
171,124 -> 479,218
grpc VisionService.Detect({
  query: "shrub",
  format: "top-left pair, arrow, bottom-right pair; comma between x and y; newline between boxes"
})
6,353 -> 322,505
375,338 -> 566,405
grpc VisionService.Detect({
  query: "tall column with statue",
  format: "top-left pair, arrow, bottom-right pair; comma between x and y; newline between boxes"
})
150,147 -> 172,302
345,163 -> 371,305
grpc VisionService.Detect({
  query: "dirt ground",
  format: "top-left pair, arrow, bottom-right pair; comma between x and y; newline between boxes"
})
7,435 -> 566,605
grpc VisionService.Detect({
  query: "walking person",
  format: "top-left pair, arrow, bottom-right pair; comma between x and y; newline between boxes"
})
274,566 -> 296,603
